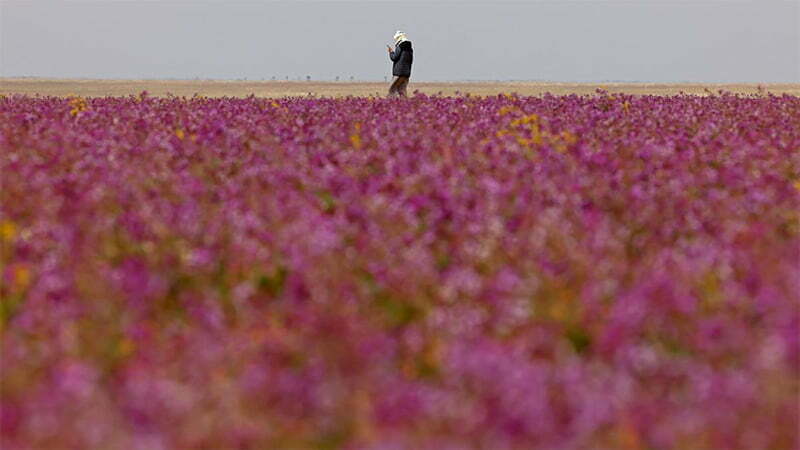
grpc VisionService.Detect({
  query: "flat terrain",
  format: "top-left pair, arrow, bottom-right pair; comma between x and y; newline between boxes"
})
2,78 -> 799,97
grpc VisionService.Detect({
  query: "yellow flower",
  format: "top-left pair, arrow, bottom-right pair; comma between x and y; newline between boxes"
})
530,129 -> 543,146
498,106 -> 516,116
350,133 -> 362,149
68,96 -> 88,116
175,128 -> 185,140
511,114 -> 539,127
560,131 -> 577,145
13,266 -> 30,290
0,221 -> 17,241
349,123 -> 363,149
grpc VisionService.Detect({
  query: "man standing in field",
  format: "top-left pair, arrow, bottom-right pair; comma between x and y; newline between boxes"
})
387,31 -> 413,97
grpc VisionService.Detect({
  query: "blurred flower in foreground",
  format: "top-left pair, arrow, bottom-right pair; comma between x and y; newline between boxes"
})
0,92 -> 798,449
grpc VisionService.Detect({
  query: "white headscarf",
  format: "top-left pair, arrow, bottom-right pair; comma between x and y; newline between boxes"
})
393,30 -> 409,44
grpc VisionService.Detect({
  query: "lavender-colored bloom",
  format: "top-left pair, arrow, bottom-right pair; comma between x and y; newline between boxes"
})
1,92 -> 798,448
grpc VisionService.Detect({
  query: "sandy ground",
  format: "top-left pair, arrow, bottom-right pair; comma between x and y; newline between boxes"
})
1,78 -> 799,98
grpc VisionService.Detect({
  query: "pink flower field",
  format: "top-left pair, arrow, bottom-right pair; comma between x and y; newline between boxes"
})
1,92 -> 799,449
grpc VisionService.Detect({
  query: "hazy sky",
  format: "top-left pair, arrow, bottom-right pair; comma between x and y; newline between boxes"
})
1,1 -> 798,82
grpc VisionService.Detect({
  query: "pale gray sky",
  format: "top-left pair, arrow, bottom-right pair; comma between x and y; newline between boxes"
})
1,1 -> 798,82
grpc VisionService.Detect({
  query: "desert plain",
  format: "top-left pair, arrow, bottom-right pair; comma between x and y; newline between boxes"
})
2,78 -> 799,97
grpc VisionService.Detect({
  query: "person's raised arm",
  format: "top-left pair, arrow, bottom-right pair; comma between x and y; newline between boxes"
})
389,45 -> 401,62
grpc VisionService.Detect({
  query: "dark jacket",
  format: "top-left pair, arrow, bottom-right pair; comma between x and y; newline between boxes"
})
389,41 -> 413,77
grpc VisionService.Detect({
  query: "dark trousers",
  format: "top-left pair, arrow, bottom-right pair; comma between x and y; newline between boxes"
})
388,76 -> 410,97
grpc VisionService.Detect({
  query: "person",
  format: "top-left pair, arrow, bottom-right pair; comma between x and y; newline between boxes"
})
387,31 -> 413,97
